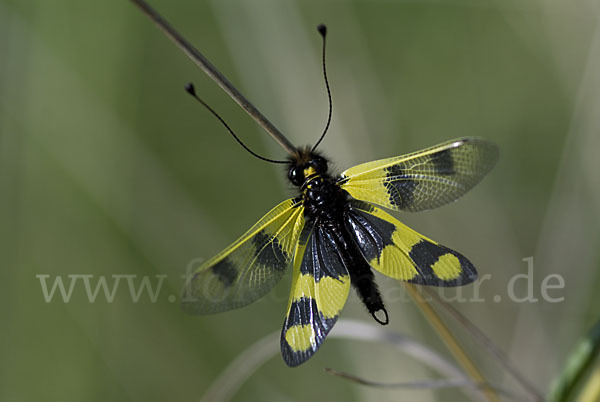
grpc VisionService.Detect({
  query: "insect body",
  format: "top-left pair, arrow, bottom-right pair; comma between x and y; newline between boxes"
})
290,148 -> 388,327
183,138 -> 498,366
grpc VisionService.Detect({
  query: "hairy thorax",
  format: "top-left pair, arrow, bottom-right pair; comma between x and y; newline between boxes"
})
302,171 -> 348,224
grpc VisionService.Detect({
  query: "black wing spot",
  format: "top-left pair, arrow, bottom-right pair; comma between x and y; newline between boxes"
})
252,230 -> 288,271
286,297 -> 320,326
408,240 -> 477,286
432,149 -> 455,175
409,239 -> 446,272
251,230 -> 271,246
299,226 -> 346,281
344,205 -> 395,264
384,164 -> 418,208
211,258 -> 237,287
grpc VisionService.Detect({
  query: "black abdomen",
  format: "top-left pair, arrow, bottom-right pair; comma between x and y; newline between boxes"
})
303,176 -> 389,325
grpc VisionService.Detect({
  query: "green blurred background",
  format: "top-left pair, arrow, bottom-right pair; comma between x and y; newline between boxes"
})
1,0 -> 599,401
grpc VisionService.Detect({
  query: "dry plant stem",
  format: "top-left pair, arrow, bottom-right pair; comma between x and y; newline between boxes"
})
325,369 -> 528,401
201,320 -> 474,402
423,288 -> 545,402
403,283 -> 500,402
130,0 -> 297,156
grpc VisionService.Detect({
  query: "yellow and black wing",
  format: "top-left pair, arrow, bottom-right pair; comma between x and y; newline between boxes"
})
345,200 -> 476,286
338,137 -> 498,212
281,223 -> 351,366
182,199 -> 305,314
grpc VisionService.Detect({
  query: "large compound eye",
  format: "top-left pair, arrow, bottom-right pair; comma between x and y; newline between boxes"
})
288,166 -> 304,186
310,156 -> 328,173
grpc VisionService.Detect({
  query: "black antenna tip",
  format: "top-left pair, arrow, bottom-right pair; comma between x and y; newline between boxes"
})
185,82 -> 196,95
317,24 -> 327,37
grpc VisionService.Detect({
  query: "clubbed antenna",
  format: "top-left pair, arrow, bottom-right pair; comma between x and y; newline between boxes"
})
185,83 -> 288,164
312,24 -> 333,152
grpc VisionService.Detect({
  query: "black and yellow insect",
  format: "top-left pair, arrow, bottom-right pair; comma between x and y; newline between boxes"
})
182,135 -> 498,366
171,23 -> 498,366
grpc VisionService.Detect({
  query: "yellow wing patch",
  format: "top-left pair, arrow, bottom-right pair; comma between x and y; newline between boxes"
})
344,200 -> 477,286
431,254 -> 462,280
339,137 -> 498,212
182,198 -> 304,314
290,274 -> 349,318
284,324 -> 315,352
